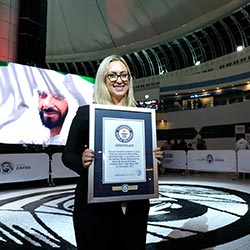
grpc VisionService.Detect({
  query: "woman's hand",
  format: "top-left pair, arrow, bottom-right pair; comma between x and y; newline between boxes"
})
153,147 -> 163,164
82,148 -> 95,169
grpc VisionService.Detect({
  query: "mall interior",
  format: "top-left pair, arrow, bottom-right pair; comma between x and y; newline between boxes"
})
1,1 -> 250,249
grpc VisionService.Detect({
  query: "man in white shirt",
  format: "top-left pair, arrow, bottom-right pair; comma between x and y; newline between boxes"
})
236,135 -> 250,151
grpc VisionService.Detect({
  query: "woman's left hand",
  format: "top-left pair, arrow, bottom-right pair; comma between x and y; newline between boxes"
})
153,147 -> 163,164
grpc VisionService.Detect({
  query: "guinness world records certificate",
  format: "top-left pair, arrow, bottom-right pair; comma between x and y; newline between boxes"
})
103,118 -> 146,184
88,104 -> 158,203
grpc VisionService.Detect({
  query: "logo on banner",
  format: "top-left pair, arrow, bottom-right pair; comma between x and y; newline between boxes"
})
0,161 -> 14,174
115,125 -> 133,143
206,154 -> 214,164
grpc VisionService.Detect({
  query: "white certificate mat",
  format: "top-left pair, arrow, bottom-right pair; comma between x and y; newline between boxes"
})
103,118 -> 146,183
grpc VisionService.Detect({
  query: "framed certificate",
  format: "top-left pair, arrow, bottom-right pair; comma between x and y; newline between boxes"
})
87,104 -> 158,203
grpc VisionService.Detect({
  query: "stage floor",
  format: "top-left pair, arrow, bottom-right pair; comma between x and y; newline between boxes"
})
0,171 -> 250,249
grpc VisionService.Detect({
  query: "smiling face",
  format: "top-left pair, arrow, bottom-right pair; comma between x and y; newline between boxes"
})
38,90 -> 68,130
105,61 -> 130,105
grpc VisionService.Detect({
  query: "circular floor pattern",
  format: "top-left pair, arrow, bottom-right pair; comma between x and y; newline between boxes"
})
0,183 -> 249,249
147,183 -> 250,249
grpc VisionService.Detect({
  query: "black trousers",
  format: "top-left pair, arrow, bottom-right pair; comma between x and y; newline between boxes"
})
73,199 -> 150,250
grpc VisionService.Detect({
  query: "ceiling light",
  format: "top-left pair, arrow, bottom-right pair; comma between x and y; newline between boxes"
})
236,45 -> 244,52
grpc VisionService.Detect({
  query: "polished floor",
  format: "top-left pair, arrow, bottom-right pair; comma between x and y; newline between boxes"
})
0,171 -> 250,249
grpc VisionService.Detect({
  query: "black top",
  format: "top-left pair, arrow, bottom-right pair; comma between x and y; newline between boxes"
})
61,105 -> 150,250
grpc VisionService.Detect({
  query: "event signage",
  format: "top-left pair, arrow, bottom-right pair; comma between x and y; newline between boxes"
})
87,104 -> 158,203
0,153 -> 49,183
161,150 -> 187,169
187,150 -> 236,172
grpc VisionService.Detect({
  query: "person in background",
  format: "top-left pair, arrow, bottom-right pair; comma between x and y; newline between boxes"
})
178,138 -> 187,151
196,137 -> 207,150
171,139 -> 180,150
61,55 -> 163,250
187,142 -> 194,151
162,139 -> 172,150
187,100 -> 192,109
173,100 -> 181,111
197,98 -> 203,108
236,134 -> 250,151
192,98 -> 198,109
38,89 -> 68,144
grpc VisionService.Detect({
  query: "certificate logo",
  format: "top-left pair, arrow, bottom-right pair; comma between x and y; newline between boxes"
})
115,125 -> 133,143
121,184 -> 129,193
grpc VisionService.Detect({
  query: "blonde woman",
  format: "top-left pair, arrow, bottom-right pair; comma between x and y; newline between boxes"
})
62,55 -> 163,250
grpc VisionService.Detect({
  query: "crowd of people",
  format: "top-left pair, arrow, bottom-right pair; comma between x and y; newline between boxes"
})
162,135 -> 250,152
162,136 -> 207,151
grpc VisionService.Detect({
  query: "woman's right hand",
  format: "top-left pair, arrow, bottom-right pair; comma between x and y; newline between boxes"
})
82,148 -> 95,169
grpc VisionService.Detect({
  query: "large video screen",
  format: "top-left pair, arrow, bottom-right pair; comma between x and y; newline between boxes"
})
0,62 -> 94,145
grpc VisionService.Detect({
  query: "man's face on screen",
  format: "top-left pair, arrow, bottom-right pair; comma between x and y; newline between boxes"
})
38,90 -> 68,130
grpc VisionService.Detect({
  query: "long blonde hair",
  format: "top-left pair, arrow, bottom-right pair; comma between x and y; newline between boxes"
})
93,55 -> 137,107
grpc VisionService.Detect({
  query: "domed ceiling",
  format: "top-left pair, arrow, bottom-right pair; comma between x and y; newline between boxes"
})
45,0 -> 247,63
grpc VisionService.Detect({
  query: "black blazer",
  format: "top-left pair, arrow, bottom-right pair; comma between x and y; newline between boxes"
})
61,105 -> 149,250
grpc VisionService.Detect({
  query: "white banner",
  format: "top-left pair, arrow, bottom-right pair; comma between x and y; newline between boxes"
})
162,150 -> 187,169
0,153 -> 49,183
187,150 -> 236,172
51,153 -> 79,178
237,150 -> 250,173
